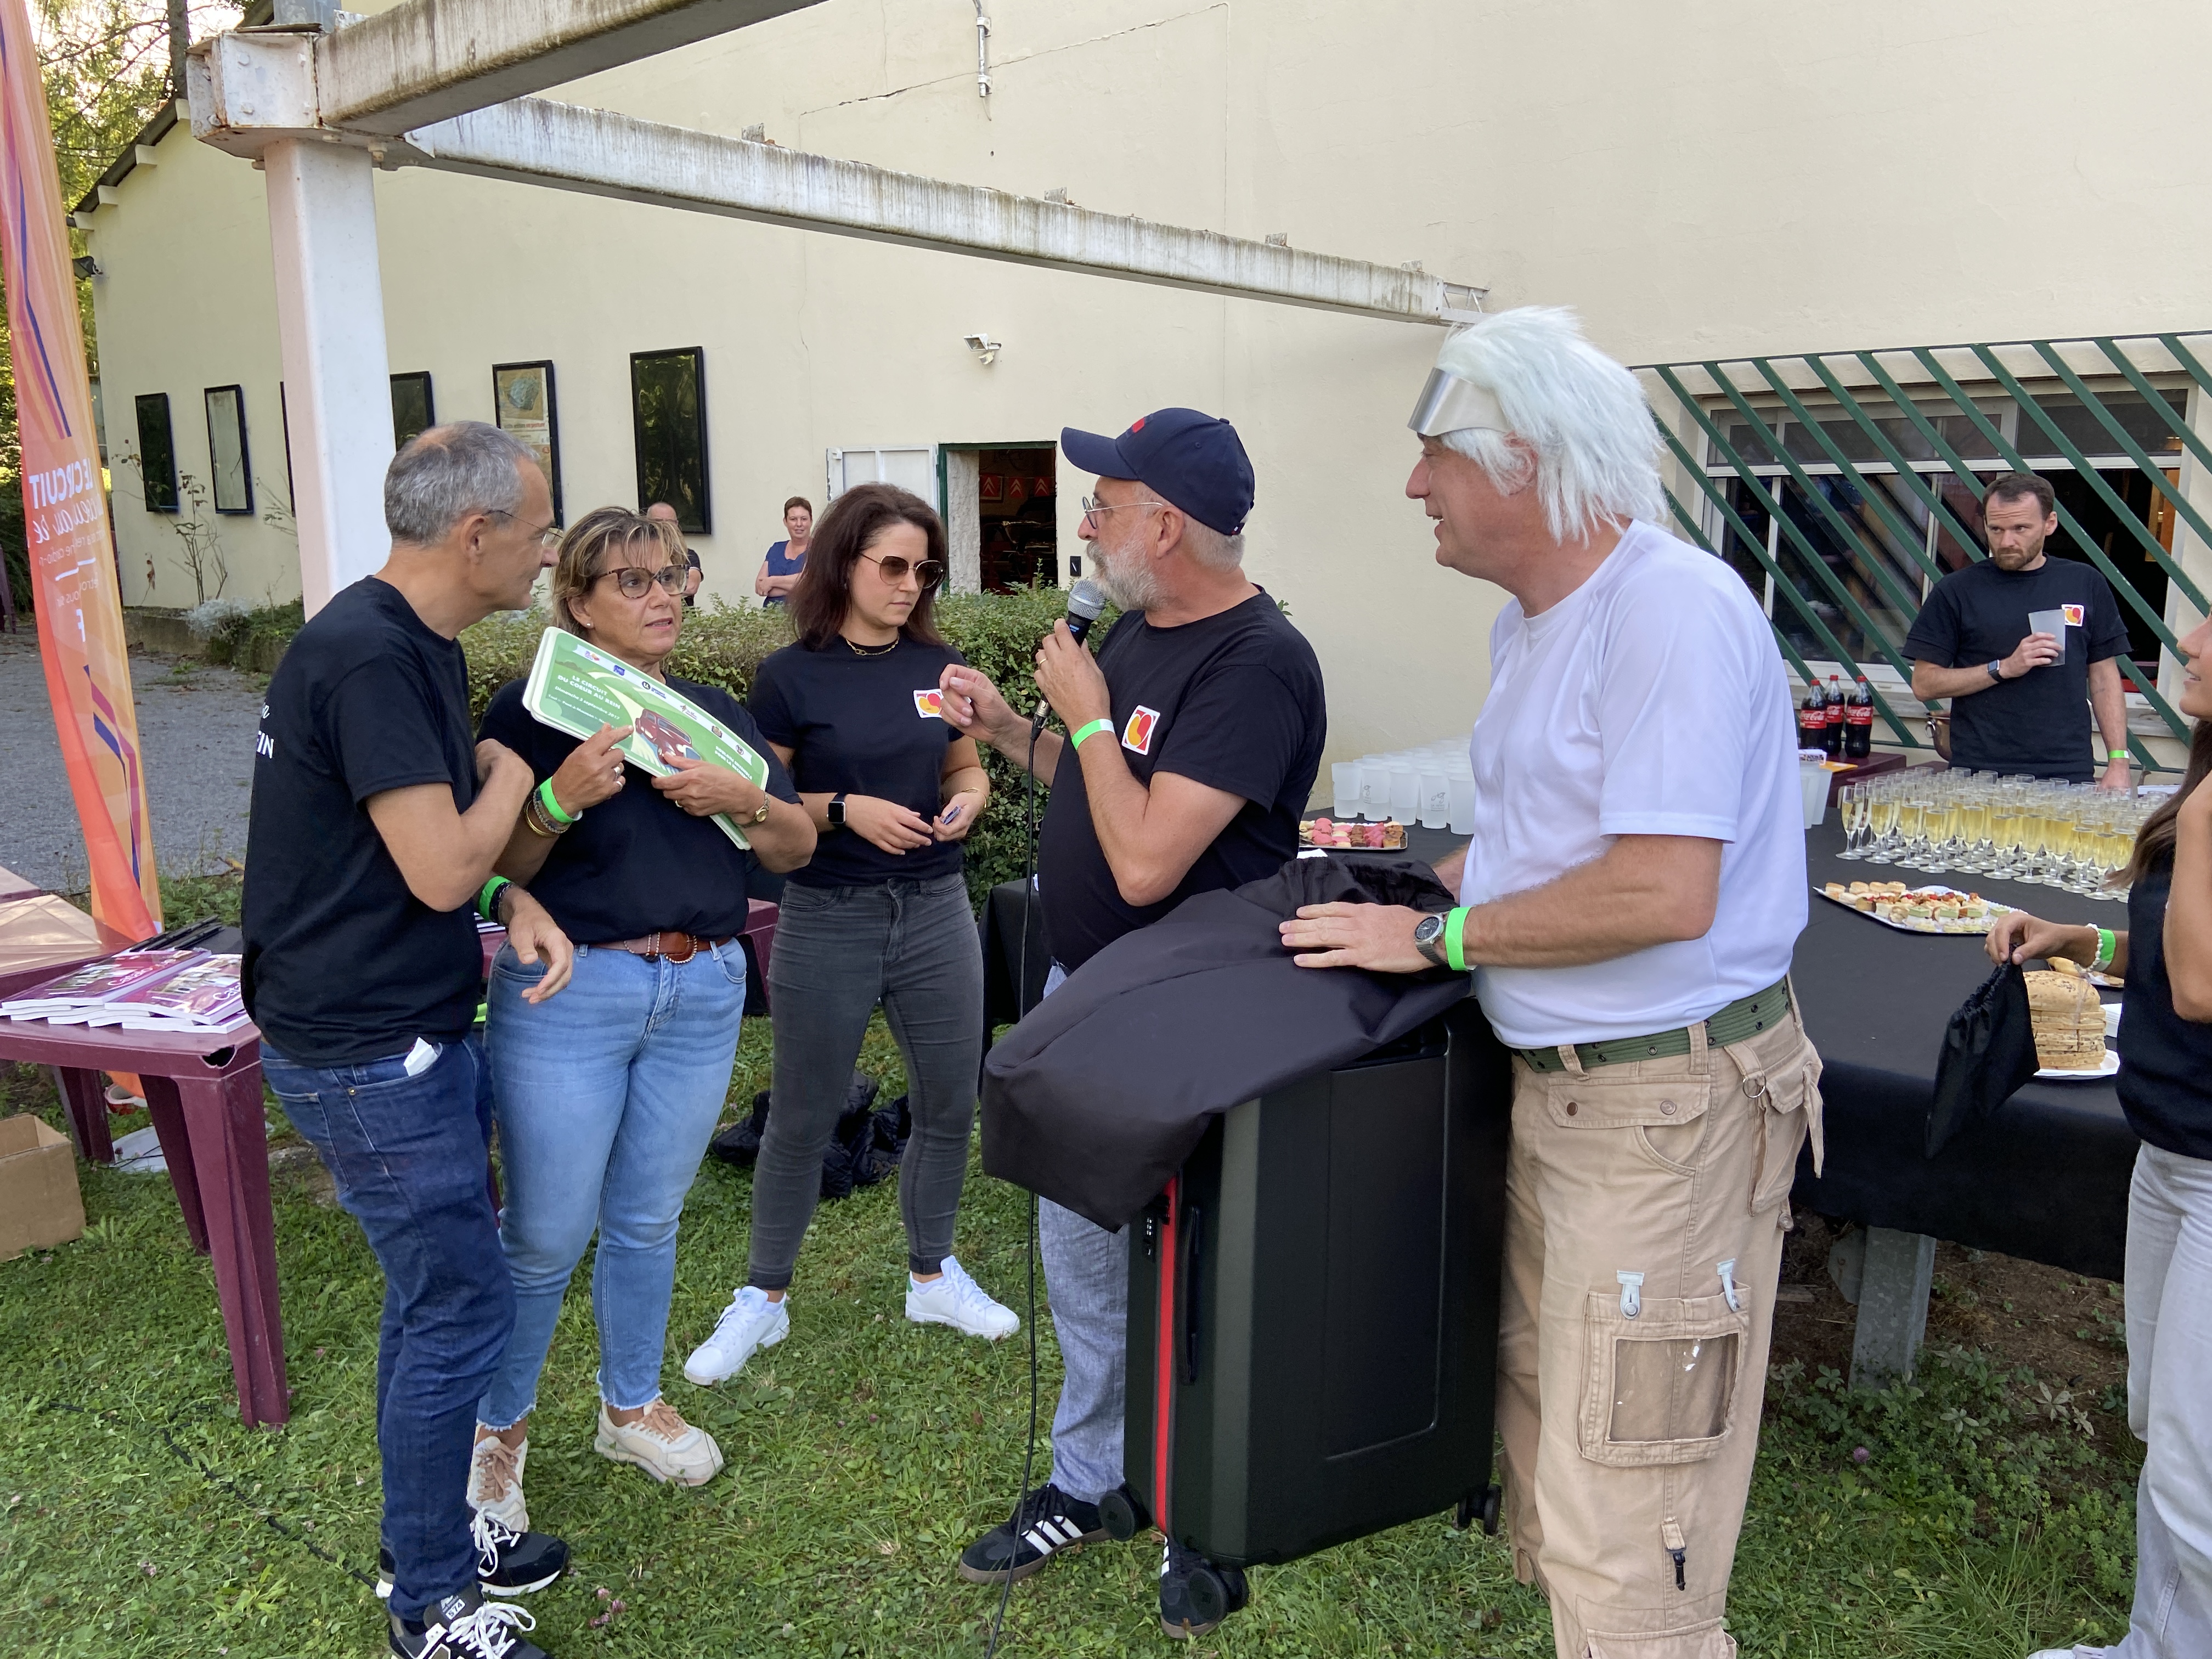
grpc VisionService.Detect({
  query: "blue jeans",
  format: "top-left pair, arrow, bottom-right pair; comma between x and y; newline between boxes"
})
261,1035 -> 511,1623
478,941 -> 747,1427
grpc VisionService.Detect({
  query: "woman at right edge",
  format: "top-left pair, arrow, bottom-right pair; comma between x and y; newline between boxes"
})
684,482 -> 1019,1387
1996,613 -> 2212,1659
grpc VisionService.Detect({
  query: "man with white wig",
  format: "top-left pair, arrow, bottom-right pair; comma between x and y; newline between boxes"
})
1281,307 -> 1819,1659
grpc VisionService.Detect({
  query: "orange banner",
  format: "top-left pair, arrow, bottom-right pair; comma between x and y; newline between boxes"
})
1,0 -> 160,938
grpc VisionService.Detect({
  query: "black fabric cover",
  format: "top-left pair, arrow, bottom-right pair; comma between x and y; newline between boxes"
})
1926,962 -> 2039,1157
981,855 -> 1472,1230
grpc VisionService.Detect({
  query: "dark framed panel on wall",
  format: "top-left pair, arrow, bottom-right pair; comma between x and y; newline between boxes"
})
391,371 -> 435,448
203,385 -> 253,514
492,360 -> 563,526
134,392 -> 180,512
630,347 -> 709,534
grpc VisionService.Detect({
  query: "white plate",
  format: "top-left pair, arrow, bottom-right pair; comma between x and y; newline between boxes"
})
1813,882 -> 2015,935
2036,1048 -> 2120,1081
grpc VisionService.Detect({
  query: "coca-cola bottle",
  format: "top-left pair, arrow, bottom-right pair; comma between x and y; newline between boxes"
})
1844,675 -> 1874,759
1824,674 -> 1847,757
1798,678 -> 1827,749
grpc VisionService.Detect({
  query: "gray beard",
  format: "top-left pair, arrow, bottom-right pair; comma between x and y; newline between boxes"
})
1089,543 -> 1160,614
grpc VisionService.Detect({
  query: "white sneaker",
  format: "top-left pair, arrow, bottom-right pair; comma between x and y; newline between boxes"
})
466,1432 -> 529,1532
2026,1649 -> 2112,1658
594,1398 -> 725,1486
906,1255 -> 1019,1339
682,1285 -> 789,1385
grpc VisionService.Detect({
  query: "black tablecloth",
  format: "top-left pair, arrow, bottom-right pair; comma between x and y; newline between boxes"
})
979,815 -> 2139,1280
1789,817 -> 2135,1279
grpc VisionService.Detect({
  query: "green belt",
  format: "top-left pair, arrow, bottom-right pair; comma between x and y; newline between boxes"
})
1513,979 -> 1792,1074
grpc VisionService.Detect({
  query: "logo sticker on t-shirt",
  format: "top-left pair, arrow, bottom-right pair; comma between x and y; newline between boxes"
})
2062,604 -> 2085,628
1122,707 -> 1160,754
913,689 -> 945,719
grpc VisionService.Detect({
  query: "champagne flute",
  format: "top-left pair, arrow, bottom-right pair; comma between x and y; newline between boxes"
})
1865,787 -> 1902,864
1838,783 -> 1870,859
1895,794 -> 1931,870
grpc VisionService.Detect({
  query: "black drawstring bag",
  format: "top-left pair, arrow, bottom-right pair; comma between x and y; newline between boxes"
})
1927,961 -> 2039,1156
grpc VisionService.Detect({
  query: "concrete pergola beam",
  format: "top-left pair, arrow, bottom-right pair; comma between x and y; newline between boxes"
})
319,0 -> 826,136
399,98 -> 1486,325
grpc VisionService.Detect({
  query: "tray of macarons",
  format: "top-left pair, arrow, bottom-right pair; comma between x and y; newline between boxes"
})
1815,879 -> 2016,935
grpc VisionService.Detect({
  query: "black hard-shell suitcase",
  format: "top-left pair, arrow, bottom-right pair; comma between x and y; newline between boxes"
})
1116,997 -> 1512,1572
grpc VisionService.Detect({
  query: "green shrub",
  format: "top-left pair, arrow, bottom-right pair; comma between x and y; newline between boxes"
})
459,588 -> 1105,909
201,598 -> 306,672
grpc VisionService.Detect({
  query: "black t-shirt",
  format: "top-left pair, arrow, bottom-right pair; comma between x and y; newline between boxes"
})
1903,557 -> 2130,780
748,635 -> 968,889
241,577 -> 482,1066
1039,591 -> 1327,972
477,674 -> 798,943
2118,859 -> 2212,1161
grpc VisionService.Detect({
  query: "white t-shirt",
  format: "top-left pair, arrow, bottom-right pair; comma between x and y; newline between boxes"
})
1457,520 -> 1807,1048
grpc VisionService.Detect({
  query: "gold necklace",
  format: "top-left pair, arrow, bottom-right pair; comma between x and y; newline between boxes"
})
843,633 -> 898,656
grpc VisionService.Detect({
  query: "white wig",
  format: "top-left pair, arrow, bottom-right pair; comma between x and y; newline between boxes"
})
1430,306 -> 1664,544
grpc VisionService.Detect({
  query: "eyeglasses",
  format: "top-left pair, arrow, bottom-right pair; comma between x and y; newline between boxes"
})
1081,494 -> 1162,528
857,551 -> 944,589
591,565 -> 689,599
489,509 -> 562,548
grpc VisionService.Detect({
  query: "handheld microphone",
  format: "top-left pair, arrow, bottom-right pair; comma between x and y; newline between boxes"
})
1034,580 -> 1108,726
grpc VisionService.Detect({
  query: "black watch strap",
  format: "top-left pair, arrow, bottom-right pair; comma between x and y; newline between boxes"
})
827,792 -> 848,828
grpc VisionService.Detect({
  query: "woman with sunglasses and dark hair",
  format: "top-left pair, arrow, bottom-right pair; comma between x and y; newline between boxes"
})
465,507 -> 815,1532
684,482 -> 1017,1387
1999,612 -> 2212,1659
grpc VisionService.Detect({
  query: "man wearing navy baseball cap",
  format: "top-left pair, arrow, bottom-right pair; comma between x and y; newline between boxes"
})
938,408 -> 1327,1638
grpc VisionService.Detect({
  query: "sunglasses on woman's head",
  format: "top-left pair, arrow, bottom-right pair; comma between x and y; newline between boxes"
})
857,551 -> 944,590
592,565 -> 689,599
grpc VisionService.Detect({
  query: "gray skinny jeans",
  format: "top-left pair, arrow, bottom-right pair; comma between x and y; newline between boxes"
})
748,872 -> 985,1290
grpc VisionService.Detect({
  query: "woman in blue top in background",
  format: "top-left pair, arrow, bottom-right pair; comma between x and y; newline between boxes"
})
1997,613 -> 2212,1659
754,495 -> 813,607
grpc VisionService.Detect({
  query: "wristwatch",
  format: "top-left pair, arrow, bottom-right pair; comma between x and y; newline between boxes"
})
747,798 -> 771,825
827,792 -> 848,830
1987,660 -> 2006,682
1413,911 -> 1453,969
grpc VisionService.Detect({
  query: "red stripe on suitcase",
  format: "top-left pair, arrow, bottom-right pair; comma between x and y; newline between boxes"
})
1153,1174 -> 1178,1532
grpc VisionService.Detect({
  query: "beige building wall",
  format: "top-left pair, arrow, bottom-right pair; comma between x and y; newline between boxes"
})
81,0 -> 2212,759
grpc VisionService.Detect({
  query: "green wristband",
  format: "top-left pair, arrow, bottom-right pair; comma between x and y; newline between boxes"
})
1070,718 -> 1115,748
538,777 -> 576,825
1444,906 -> 1471,974
2092,928 -> 2117,973
477,877 -> 512,924
2109,749 -> 2130,763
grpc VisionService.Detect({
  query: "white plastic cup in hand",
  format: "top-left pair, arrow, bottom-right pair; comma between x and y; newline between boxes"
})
1331,761 -> 1361,820
1418,770 -> 1450,828
2027,609 -> 2067,665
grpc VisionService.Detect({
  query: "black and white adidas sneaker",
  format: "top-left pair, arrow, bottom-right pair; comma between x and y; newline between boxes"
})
388,1584 -> 548,1659
956,1481 -> 1116,1583
377,1511 -> 569,1600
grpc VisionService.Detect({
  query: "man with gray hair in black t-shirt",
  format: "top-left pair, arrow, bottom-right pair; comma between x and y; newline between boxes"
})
243,423 -> 586,1659
1905,471 -> 2134,786
936,408 -> 1326,1640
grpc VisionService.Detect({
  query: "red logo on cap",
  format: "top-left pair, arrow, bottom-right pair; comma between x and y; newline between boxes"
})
1129,416 -> 1147,432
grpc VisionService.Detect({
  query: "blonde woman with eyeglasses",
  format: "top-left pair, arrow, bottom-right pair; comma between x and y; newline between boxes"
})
684,482 -> 1018,1389
464,506 -> 816,1531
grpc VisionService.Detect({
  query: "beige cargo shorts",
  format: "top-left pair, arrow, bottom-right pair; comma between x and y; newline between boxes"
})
1495,992 -> 1822,1659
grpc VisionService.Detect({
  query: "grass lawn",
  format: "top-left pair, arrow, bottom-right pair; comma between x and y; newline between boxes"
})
0,875 -> 2142,1655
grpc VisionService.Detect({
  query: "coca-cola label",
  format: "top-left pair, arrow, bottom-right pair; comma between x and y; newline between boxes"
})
1846,704 -> 1874,726
1827,703 -> 1844,725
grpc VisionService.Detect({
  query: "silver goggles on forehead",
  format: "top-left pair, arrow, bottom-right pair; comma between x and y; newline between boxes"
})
1407,367 -> 1509,437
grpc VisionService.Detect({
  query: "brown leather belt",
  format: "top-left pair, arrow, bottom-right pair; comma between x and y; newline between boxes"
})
593,931 -> 734,964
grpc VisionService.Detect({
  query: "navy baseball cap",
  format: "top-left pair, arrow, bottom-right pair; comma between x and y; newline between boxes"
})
1059,408 -> 1254,536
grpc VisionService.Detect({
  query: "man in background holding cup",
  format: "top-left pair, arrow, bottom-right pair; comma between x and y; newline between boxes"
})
1905,471 -> 2134,786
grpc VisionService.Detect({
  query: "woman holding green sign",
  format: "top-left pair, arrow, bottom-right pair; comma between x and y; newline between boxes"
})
467,506 -> 815,1527
683,482 -> 1019,1390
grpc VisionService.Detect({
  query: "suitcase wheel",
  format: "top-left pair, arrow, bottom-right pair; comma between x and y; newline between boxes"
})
1480,1485 -> 1502,1536
1186,1562 -> 1246,1624
1453,1485 -> 1503,1536
1098,1487 -> 1149,1542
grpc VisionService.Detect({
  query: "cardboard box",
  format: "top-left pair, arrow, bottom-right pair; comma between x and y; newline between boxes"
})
0,1114 -> 86,1259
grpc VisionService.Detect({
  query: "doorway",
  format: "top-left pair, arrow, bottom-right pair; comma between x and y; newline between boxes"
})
940,442 -> 1062,592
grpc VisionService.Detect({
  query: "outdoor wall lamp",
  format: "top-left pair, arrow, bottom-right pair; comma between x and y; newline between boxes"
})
963,332 -> 1002,366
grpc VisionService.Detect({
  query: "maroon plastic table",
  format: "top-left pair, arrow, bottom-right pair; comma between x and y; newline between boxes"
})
0,1015 -> 287,1427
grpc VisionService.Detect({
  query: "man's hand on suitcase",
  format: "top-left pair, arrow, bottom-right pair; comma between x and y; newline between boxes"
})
1280,902 -> 1430,973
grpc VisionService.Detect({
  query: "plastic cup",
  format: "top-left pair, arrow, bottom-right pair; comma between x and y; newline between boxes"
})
1331,761 -> 1361,820
1389,765 -> 1419,823
1418,770 -> 1451,828
1448,775 -> 1477,834
1358,761 -> 1393,821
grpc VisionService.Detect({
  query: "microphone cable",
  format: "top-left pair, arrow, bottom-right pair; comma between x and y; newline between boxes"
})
984,710 -> 1045,1659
